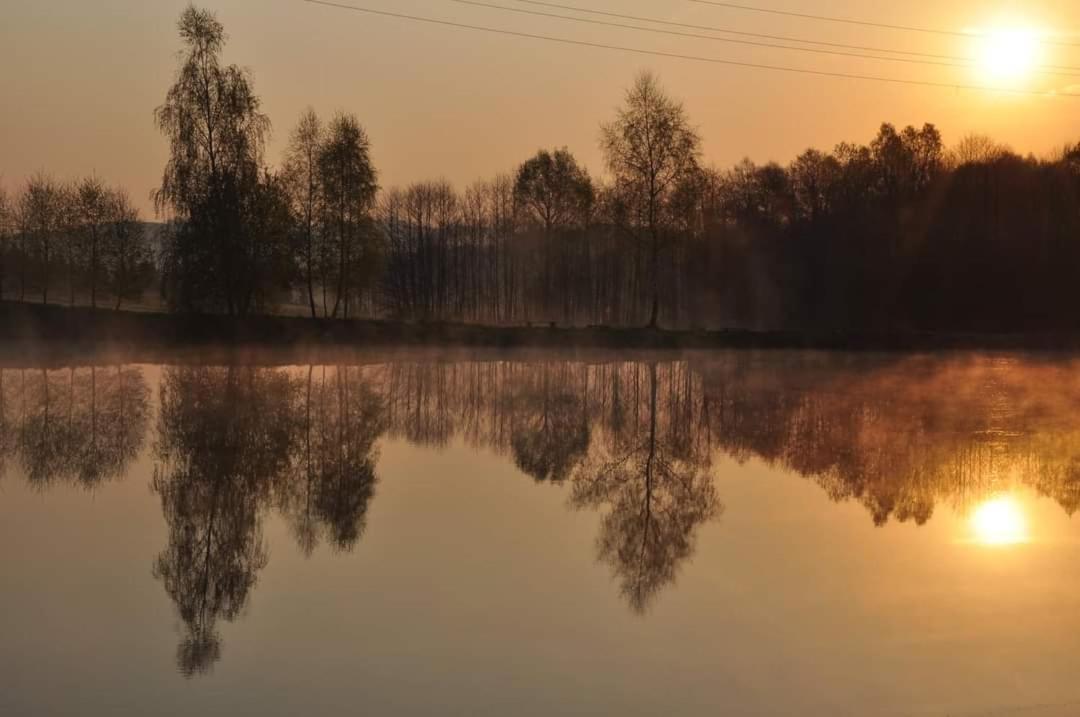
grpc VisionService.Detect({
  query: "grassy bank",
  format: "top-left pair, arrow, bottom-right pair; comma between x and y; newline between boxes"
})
3,301 -> 1080,356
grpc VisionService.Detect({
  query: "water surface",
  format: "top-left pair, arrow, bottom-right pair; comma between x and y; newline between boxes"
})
2,351 -> 1080,716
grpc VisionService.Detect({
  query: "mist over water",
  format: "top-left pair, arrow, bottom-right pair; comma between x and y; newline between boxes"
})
3,349 -> 1080,716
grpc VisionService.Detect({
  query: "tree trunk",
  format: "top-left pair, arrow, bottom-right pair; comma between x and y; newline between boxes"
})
42,238 -> 49,305
306,227 -> 316,318
90,227 -> 98,309
647,228 -> 660,329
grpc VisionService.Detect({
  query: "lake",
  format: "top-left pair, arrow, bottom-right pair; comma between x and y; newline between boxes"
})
2,350 -> 1080,716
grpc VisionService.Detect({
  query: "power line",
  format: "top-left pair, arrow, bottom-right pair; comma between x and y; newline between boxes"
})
452,0 -> 971,71
456,0 -> 1080,79
302,0 -> 1080,98
513,0 -> 1080,74
688,0 -> 1080,49
515,0 -> 960,60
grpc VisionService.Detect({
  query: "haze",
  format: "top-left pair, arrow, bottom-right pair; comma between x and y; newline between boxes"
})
3,0 -> 1080,215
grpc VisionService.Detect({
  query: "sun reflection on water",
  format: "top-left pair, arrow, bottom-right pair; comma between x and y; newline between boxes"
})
970,496 -> 1029,546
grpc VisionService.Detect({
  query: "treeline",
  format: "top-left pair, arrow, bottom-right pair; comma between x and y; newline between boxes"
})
7,4 -> 1080,331
0,176 -> 155,309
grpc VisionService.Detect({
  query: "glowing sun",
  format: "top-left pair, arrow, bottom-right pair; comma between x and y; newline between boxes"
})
970,496 -> 1028,546
975,28 -> 1041,84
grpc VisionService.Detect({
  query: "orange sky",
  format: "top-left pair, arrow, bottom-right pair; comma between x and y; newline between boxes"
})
3,0 -> 1080,216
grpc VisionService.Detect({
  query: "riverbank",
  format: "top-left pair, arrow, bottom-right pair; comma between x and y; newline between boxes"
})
3,301 -> 1080,357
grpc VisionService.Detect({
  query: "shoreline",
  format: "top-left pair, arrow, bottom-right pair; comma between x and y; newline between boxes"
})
3,301 -> 1080,360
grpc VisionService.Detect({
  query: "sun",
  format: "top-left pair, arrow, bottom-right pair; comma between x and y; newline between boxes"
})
974,28 -> 1041,85
970,496 -> 1028,546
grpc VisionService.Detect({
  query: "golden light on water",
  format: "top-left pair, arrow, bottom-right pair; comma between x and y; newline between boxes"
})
970,496 -> 1028,546
973,27 -> 1042,85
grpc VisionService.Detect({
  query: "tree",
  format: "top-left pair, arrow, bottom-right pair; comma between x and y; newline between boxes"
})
790,149 -> 841,223
601,73 -> 700,328
283,108 -> 324,317
236,170 -> 295,314
103,188 -> 152,310
154,4 -> 271,314
869,122 -> 944,201
380,180 -> 461,321
317,112 -> 379,319
950,134 -> 1011,166
17,174 -> 69,304
74,177 -> 110,308
513,148 -> 594,321
0,185 -> 11,300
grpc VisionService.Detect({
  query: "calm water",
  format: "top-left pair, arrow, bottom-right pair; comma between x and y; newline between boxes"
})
3,351 -> 1080,716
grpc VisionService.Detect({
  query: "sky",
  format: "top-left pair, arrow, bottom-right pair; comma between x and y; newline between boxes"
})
2,0 -> 1080,216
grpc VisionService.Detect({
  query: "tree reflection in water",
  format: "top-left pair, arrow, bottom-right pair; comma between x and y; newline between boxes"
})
152,364 -> 387,675
152,367 -> 300,676
511,363 -> 590,483
571,363 -> 721,613
281,365 -> 386,556
0,366 -> 150,489
10,354 -> 1080,675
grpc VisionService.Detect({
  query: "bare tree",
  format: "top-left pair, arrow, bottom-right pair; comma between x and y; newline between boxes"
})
283,108 -> 324,317
513,148 -> 594,322
601,73 -> 700,328
103,188 -> 151,310
317,112 -> 379,319
0,185 -> 11,300
949,134 -> 1012,167
74,177 -> 110,308
17,174 -> 68,304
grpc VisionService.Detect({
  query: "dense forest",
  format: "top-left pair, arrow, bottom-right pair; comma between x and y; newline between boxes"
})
3,5 -> 1080,331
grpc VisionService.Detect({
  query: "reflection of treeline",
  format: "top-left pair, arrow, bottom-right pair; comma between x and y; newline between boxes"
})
382,360 -> 724,612
14,356 -> 1080,676
148,360 -> 722,676
151,365 -> 386,676
379,361 -> 711,471
0,366 -> 150,488
373,356 -> 1080,526
690,354 -> 1080,525
10,5 -> 1080,332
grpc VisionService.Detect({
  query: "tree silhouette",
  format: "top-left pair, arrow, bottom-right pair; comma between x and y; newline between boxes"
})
154,4 -> 275,314
601,73 -> 701,328
152,366 -> 300,676
283,366 -> 387,556
572,363 -> 721,613
0,186 -> 13,300
317,113 -> 380,319
513,148 -> 594,322
73,177 -> 110,308
101,188 -> 152,310
510,364 -> 590,483
16,175 -> 69,304
72,366 -> 152,487
283,108 -> 324,318
13,367 -> 150,489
